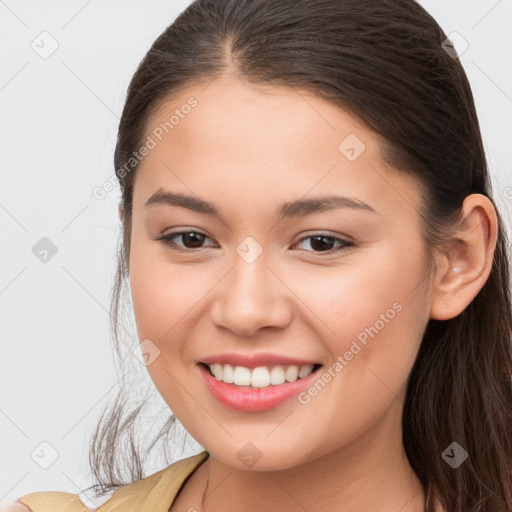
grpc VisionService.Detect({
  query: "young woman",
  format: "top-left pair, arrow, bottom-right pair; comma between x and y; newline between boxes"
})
10,0 -> 512,511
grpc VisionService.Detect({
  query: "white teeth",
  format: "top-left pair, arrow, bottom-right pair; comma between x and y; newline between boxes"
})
207,363 -> 317,388
233,366 -> 251,386
222,364 -> 234,383
285,365 -> 299,382
270,366 -> 286,385
298,364 -> 314,378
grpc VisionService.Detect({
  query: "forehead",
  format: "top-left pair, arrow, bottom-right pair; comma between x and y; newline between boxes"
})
146,76 -> 375,161
133,77 -> 423,222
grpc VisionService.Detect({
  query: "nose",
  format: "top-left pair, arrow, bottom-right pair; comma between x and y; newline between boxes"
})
210,255 -> 292,337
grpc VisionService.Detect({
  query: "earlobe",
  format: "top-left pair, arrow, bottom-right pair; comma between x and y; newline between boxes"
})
429,194 -> 498,321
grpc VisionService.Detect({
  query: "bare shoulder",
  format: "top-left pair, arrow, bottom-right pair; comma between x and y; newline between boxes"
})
0,502 -> 32,512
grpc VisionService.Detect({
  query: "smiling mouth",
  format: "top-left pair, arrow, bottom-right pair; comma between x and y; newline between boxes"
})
199,362 -> 323,389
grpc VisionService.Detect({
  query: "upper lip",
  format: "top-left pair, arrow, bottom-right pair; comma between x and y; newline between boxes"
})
199,352 -> 321,368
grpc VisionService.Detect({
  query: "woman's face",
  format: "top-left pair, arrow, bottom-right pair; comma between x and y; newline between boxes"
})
128,75 -> 433,471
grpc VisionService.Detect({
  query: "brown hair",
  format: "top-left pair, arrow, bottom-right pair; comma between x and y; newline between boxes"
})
85,1 -> 512,510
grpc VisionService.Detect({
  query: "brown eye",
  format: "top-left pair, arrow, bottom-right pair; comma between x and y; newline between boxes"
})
157,230 -> 215,252
293,234 -> 354,254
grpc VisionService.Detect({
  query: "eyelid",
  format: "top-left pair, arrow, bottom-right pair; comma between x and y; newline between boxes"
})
295,230 -> 353,243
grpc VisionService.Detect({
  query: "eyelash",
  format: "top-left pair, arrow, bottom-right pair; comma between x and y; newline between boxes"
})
156,230 -> 354,255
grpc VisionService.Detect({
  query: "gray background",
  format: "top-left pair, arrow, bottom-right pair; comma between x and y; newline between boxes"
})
1,0 -> 511,508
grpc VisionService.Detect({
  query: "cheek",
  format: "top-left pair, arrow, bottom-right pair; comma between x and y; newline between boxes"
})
128,246 -> 199,412
129,240 -> 202,343
292,243 -> 427,383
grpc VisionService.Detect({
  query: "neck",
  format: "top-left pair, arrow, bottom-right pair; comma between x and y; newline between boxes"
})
190,402 -> 426,512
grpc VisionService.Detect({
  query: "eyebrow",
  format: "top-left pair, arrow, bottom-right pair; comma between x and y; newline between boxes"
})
144,188 -> 377,219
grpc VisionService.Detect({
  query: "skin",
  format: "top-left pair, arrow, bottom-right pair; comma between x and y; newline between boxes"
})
129,75 -> 497,512
7,73 -> 497,512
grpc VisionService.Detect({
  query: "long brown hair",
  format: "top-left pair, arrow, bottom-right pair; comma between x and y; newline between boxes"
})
85,1 -> 512,510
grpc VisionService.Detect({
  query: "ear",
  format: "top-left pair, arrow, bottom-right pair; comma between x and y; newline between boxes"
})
430,194 -> 498,321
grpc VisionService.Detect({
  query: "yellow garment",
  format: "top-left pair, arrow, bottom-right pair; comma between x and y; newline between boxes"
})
17,450 -> 209,512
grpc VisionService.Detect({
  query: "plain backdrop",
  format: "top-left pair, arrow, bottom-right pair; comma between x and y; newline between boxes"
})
1,0 -> 511,508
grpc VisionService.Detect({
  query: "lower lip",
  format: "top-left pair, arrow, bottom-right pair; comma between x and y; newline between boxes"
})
198,363 -> 322,412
